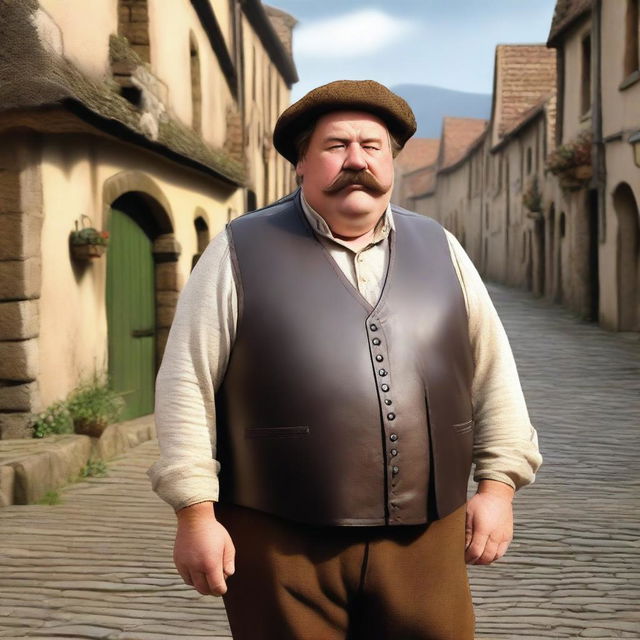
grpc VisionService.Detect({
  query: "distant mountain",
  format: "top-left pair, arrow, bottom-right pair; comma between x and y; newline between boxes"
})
391,84 -> 492,139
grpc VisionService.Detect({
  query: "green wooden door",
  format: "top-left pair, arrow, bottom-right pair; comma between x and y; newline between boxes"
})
106,207 -> 155,420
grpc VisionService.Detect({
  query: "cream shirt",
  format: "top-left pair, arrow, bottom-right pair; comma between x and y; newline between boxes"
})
148,193 -> 542,511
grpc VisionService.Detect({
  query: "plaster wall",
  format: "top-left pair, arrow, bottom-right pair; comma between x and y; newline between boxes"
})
38,134 -> 242,407
599,141 -> 640,329
561,19 -> 593,143
601,0 -> 640,137
37,0 -> 116,78
242,16 -> 294,208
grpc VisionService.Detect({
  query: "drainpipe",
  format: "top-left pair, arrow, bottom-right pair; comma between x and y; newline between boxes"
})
592,0 -> 606,242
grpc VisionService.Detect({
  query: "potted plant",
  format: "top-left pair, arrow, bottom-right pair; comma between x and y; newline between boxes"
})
546,130 -> 593,190
69,215 -> 110,260
67,379 -> 124,438
522,176 -> 542,217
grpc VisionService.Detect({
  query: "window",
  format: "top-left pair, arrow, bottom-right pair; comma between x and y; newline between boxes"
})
624,0 -> 640,78
526,147 -> 533,175
581,34 -> 592,115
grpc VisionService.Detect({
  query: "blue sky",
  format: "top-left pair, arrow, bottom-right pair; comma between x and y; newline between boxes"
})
268,1 -> 558,99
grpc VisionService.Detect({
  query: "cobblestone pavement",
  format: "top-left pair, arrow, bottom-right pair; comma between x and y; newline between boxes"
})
469,284 -> 640,639
0,283 -> 638,639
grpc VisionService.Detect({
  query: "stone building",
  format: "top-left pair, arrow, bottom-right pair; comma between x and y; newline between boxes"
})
395,0 -> 639,333
0,0 -> 298,439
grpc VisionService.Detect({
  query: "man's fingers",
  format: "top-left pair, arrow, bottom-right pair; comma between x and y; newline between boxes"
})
464,512 -> 473,549
191,571 -> 214,596
475,538 -> 499,565
465,531 -> 488,564
223,538 -> 236,577
495,539 -> 511,561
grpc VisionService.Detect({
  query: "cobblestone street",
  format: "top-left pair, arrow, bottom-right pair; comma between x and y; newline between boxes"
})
0,283 -> 638,639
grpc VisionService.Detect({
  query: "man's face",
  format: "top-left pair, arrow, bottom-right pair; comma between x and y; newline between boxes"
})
295,111 -> 395,238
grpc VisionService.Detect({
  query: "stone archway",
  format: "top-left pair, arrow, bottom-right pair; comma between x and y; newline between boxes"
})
613,182 -> 640,331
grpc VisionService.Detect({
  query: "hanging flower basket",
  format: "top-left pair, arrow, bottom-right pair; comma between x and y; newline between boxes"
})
69,215 -> 109,261
546,131 -> 593,191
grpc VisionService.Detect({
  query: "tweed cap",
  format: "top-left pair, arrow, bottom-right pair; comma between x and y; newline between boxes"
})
273,80 -> 417,165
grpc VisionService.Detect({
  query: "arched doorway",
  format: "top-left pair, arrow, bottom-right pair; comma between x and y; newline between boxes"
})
105,190 -> 176,421
613,183 -> 640,331
107,202 -> 155,420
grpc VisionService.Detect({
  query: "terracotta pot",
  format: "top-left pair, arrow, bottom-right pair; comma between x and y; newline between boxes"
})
74,418 -> 109,438
70,244 -> 106,260
572,164 -> 592,180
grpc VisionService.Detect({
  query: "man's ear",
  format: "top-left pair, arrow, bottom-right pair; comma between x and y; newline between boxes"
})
295,158 -> 305,181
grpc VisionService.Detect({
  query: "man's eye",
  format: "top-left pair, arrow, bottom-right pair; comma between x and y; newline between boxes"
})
363,145 -> 380,150
328,144 -> 345,150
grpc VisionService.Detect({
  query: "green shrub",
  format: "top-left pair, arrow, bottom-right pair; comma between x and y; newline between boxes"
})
37,490 -> 61,505
67,378 -> 124,437
32,401 -> 73,439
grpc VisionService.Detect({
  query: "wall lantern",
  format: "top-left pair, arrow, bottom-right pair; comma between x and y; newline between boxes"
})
629,130 -> 640,168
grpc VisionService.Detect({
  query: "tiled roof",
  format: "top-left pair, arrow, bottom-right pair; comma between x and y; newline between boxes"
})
494,44 -> 557,139
441,117 -> 488,169
547,0 -> 592,47
264,5 -> 297,58
404,166 -> 437,198
395,138 -> 440,173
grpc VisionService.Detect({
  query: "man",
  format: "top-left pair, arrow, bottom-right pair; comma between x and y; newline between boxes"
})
149,80 -> 542,640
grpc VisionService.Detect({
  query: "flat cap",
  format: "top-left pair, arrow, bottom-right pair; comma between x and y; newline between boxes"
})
273,80 -> 417,165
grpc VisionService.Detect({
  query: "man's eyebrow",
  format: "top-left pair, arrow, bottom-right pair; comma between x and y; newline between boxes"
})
321,135 -> 384,144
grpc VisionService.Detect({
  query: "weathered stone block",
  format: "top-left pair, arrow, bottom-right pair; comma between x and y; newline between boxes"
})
0,300 -> 39,340
156,291 -> 178,307
10,434 -> 91,504
122,24 -> 149,46
130,5 -> 148,22
0,170 -> 21,213
156,305 -> 175,328
0,464 -> 15,507
153,234 -> 181,256
155,262 -> 179,291
91,415 -> 155,461
0,258 -> 41,300
0,339 -> 38,381
0,412 -> 33,439
0,213 -> 42,260
0,382 -> 39,412
156,327 -> 170,365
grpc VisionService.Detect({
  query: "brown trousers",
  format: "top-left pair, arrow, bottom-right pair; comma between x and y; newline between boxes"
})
216,503 -> 475,640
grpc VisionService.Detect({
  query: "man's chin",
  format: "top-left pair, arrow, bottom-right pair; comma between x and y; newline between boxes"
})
336,190 -> 387,216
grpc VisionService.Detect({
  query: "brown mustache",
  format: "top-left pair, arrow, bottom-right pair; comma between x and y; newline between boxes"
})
323,170 -> 388,196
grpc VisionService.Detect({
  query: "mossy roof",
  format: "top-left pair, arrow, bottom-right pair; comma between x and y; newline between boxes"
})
0,2 -> 245,186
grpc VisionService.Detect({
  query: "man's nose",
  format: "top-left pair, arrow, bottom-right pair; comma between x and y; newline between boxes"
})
342,143 -> 368,171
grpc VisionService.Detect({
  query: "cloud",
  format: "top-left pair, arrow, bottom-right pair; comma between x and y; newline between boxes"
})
294,9 -> 417,58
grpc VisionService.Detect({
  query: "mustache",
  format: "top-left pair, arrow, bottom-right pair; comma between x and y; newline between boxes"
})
323,170 -> 389,196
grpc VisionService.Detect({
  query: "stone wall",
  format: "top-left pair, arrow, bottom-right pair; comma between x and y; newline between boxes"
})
0,132 -> 44,439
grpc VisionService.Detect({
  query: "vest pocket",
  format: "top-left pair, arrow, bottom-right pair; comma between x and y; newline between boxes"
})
245,426 -> 310,439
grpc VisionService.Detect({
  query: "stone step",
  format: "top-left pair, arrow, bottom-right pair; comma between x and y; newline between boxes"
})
0,414 -> 155,507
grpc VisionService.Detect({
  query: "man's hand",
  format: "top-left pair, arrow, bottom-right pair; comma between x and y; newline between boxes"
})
173,501 -> 235,596
465,480 -> 514,565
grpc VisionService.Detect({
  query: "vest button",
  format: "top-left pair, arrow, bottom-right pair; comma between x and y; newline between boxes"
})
369,323 -> 378,331
387,412 -> 396,420
390,433 -> 398,441
372,338 -> 381,345
375,355 -> 384,362
378,369 -> 388,377
392,465 -> 399,475
381,384 -> 390,392
391,449 -> 398,456
384,399 -> 392,405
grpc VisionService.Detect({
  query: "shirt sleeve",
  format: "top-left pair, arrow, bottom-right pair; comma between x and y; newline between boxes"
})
444,230 -> 542,490
147,229 -> 237,511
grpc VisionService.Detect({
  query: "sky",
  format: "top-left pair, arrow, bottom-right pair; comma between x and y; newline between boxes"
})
268,0 -> 558,100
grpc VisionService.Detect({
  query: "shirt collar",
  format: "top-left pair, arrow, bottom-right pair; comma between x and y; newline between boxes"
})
299,190 -> 394,248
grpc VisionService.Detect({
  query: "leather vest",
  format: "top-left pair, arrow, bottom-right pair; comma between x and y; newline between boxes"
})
215,191 -> 474,526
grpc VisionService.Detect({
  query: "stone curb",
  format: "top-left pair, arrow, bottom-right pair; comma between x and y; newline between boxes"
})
0,414 -> 155,507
